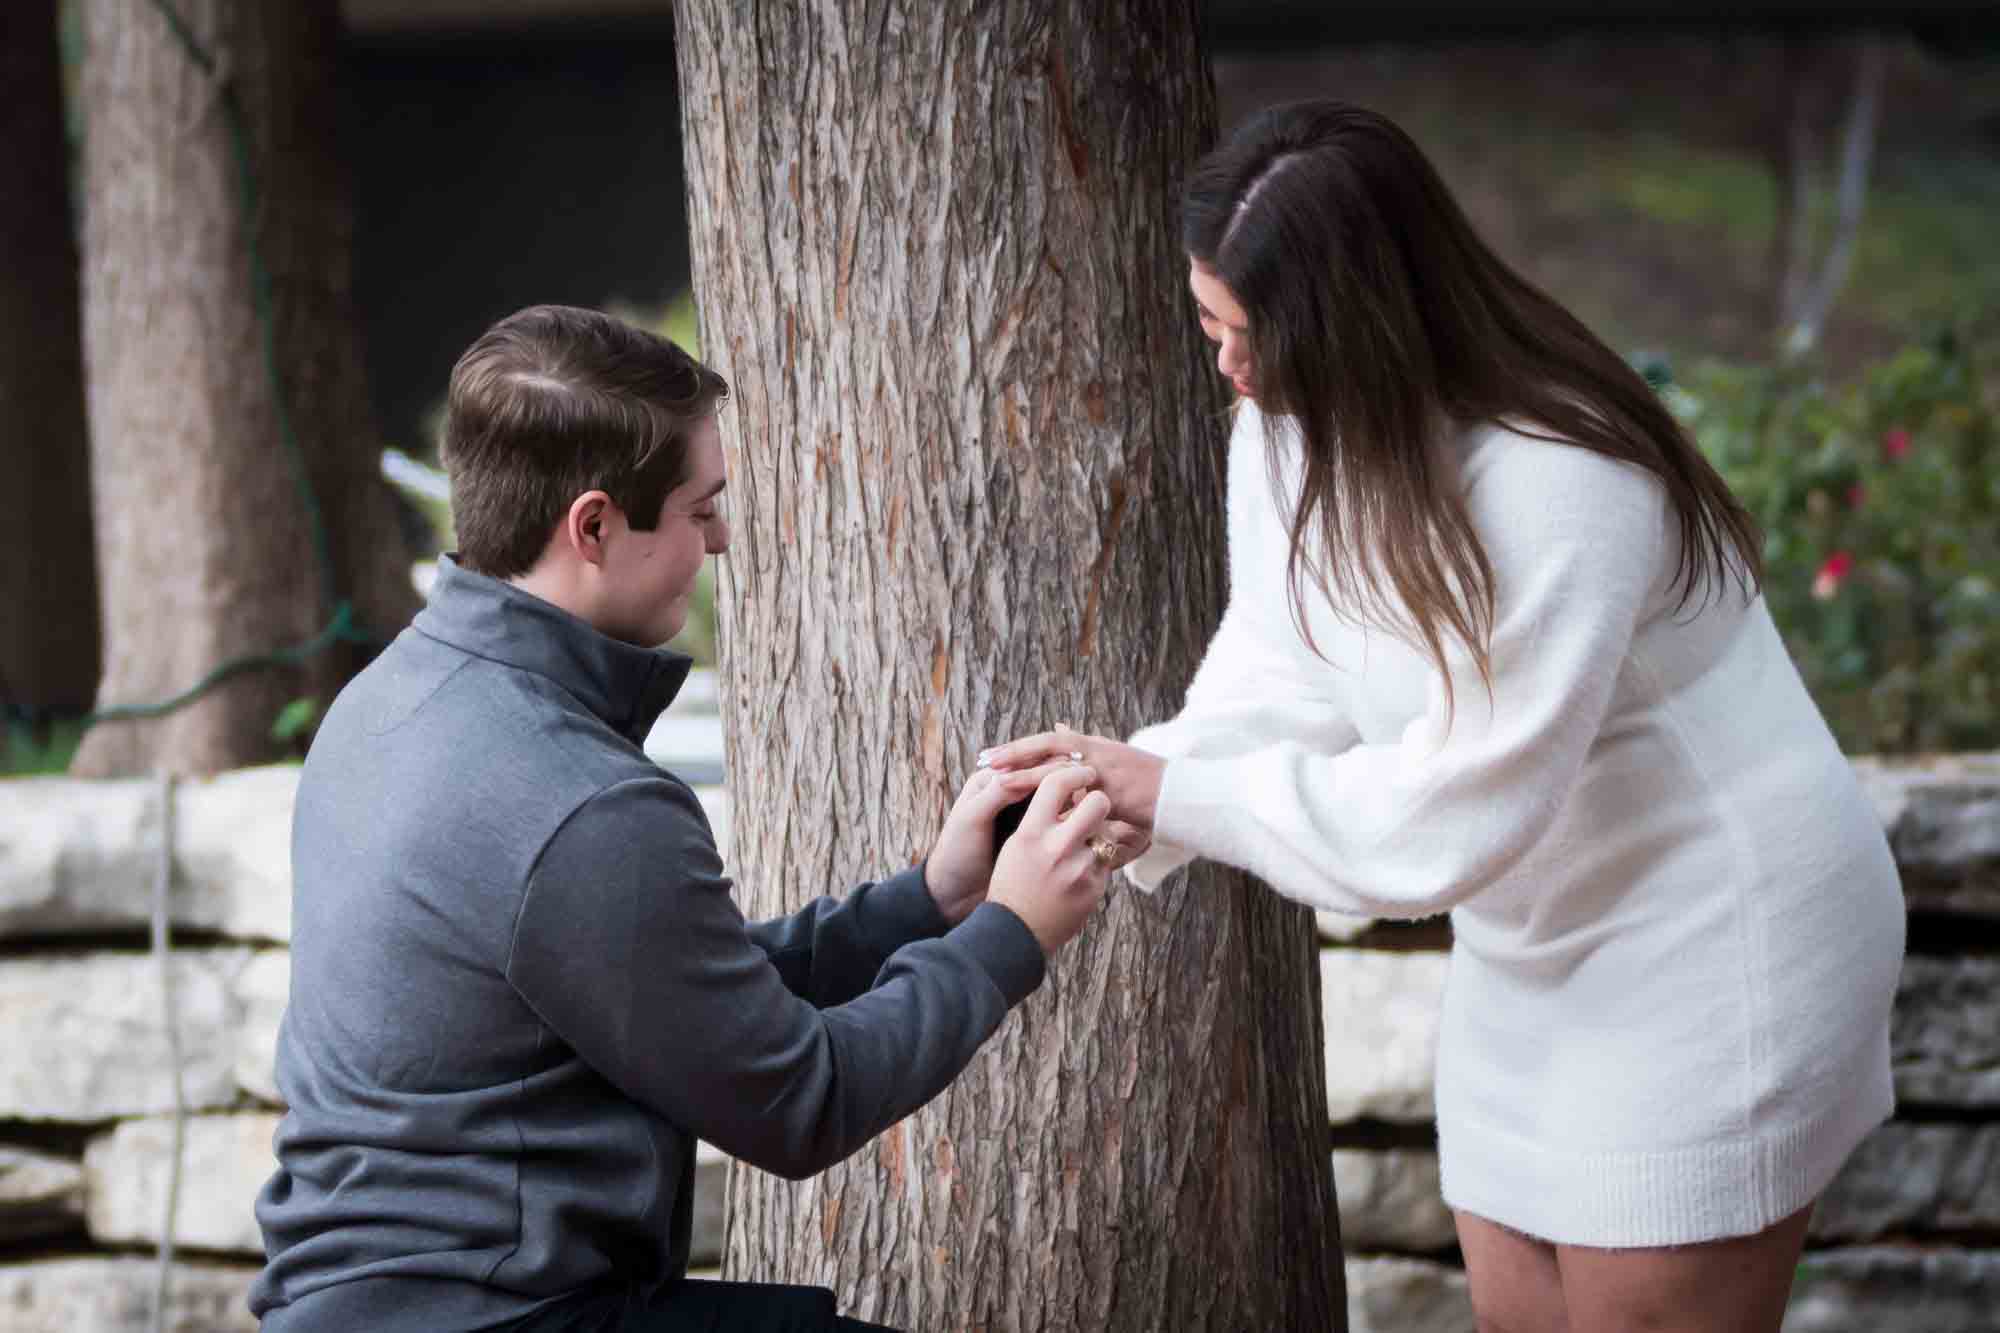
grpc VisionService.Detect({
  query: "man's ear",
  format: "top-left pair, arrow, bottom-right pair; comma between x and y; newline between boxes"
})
562,491 -> 617,567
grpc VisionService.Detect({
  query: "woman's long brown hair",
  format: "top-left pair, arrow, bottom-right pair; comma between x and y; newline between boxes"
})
1182,101 -> 1761,720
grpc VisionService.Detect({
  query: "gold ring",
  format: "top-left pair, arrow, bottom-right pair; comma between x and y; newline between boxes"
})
1089,837 -> 1119,867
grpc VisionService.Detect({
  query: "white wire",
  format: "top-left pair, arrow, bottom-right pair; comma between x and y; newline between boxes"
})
149,771 -> 186,1333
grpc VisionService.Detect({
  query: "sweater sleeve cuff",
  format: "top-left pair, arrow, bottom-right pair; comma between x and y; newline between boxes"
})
946,902 -> 1046,1007
865,863 -> 952,950
1152,756 -> 1247,877
1122,837 -> 1198,893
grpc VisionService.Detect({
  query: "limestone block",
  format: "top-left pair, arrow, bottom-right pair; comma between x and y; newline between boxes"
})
0,1256 -> 258,1333
691,1141 -> 726,1266
645,711 -> 726,787
172,767 -> 296,941
677,668 -> 721,714
0,767 -> 295,944
83,1114 -> 278,1256
1812,1123 -> 2000,1242
1317,910 -> 1376,943
233,951 -> 290,1106
1345,1255 -> 1475,1333
0,950 -> 251,1121
0,1147 -> 85,1245
1893,956 -> 2000,1107
1854,754 -> 2000,918
1323,949 -> 1448,1124
692,786 -> 732,866
0,776 -> 156,938
1332,1148 -> 1456,1252
1782,1245 -> 2000,1333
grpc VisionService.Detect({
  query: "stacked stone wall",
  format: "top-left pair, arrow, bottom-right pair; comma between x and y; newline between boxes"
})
1,731 -> 1992,1331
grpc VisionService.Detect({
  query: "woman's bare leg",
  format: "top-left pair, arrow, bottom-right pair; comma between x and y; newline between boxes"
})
1454,1210 -> 1570,1333
1554,1203 -> 1814,1333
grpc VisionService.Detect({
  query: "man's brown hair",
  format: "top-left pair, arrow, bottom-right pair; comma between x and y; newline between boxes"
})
442,304 -> 729,578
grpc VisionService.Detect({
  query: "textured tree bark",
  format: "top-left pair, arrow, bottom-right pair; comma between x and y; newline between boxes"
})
0,0 -> 101,719
71,0 -> 418,777
677,3 -> 1344,1328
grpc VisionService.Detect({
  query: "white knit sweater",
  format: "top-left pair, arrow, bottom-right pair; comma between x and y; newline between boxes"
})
1128,406 -> 1904,1246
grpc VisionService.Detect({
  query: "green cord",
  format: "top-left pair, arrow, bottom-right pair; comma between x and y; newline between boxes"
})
87,606 -> 360,725
78,1 -> 382,733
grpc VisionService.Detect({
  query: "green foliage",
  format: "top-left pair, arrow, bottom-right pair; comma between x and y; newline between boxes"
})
271,695 -> 324,746
656,288 -> 702,358
1672,331 -> 1999,753
607,287 -> 702,360
642,287 -> 718,668
667,563 -> 718,667
1,718 -> 85,776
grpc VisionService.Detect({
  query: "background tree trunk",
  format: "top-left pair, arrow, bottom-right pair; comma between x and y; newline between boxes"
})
677,3 -> 1345,1329
71,0 -> 419,778
1764,35 -> 1885,358
0,0 -> 100,721
1781,35 -> 1884,359
1760,36 -> 1815,338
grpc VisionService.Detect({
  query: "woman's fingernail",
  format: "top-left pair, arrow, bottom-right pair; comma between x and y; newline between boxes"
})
975,751 -> 992,768
1067,750 -> 1084,762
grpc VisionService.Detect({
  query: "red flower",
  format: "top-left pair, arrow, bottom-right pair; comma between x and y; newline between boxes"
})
1882,427 -> 1912,461
1847,483 -> 1867,509
1812,551 -> 1855,601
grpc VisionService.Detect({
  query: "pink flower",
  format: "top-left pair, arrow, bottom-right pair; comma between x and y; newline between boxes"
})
1847,483 -> 1867,509
1882,427 -> 1912,461
1812,551 -> 1855,601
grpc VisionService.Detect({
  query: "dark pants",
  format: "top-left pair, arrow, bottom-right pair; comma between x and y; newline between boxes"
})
503,1278 -> 898,1333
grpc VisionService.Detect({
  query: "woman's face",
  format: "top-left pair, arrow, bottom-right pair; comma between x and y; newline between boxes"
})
1189,259 -> 1256,400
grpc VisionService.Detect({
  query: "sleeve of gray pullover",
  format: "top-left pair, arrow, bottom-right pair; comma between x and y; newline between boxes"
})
506,776 -> 1046,1179
742,857 -> 952,1008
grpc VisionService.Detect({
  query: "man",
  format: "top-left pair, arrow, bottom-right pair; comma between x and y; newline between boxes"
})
252,305 -> 1130,1331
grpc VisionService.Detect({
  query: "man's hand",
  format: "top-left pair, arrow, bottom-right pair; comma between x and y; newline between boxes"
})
978,723 -> 1166,832
985,762 -> 1121,957
925,759 -> 1077,924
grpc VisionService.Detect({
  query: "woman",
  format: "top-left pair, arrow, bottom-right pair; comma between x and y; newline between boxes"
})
980,102 -> 1903,1332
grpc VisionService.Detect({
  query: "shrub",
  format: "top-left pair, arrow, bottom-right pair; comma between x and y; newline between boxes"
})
1670,331 -> 1998,754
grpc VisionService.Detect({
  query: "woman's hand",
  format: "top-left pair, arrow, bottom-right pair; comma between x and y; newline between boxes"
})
928,754 -> 1154,925
979,723 -> 1166,833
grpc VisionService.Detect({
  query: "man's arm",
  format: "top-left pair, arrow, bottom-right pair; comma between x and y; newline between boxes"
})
506,776 -> 1044,1179
742,866 -> 949,1008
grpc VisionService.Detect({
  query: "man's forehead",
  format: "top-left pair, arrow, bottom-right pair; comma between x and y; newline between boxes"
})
680,419 -> 727,487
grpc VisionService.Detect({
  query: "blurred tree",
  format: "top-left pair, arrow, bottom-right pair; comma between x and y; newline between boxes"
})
70,0 -> 419,777
677,1 -> 1343,1329
1766,35 -> 1886,359
0,0 -> 100,725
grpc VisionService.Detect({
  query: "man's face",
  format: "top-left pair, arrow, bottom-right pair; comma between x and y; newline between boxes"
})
599,415 -> 729,647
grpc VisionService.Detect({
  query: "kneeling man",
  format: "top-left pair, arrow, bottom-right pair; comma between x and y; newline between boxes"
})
252,305 -> 1126,1332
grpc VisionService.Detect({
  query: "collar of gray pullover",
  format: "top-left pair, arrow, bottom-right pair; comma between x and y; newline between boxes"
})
417,552 -> 692,746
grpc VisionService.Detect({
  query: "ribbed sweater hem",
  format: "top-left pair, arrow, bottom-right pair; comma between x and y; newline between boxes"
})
1437,1058 -> 1893,1248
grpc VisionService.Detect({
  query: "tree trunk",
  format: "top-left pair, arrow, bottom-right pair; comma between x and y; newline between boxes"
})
1782,36 -> 1884,359
70,0 -> 419,778
1760,36 -> 1814,338
0,0 -> 100,720
676,3 -> 1344,1329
